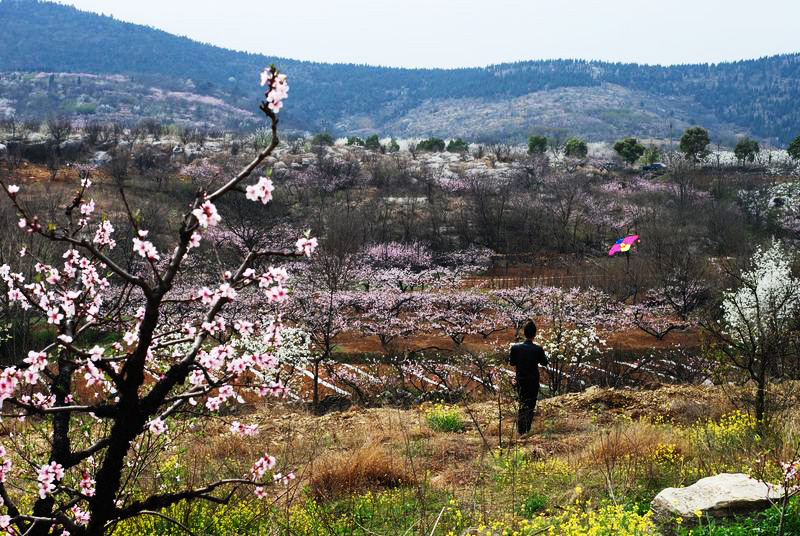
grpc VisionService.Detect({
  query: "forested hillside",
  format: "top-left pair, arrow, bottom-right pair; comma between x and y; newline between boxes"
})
1,0 -> 799,143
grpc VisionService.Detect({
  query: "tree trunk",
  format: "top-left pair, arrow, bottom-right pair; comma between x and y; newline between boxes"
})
313,359 -> 319,410
755,378 -> 766,426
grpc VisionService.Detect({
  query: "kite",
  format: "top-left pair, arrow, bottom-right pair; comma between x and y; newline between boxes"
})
608,234 -> 640,256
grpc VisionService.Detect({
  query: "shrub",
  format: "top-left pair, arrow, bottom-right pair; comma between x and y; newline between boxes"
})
520,490 -> 548,517
416,137 -> 445,152
283,489 -> 460,536
613,137 -> 646,165
564,137 -> 588,158
734,137 -> 760,164
468,501 -> 657,535
312,132 -> 335,146
386,138 -> 400,152
528,134 -> 548,155
679,126 -> 711,162
114,499 -> 273,536
365,134 -> 381,151
347,136 -> 365,146
690,411 -> 758,474
424,403 -> 465,432
310,444 -> 415,499
446,138 -> 469,153
788,134 -> 800,160
682,496 -> 800,535
641,145 -> 662,165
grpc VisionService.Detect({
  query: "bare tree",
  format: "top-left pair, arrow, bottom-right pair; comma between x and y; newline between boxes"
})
46,117 -> 73,146
0,116 -> 18,139
83,121 -> 105,146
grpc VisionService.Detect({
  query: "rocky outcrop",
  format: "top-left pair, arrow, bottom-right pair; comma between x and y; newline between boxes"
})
651,473 -> 782,529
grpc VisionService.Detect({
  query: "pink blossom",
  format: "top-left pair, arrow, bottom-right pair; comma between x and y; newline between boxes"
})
123,332 -> 138,346
233,320 -> 254,336
36,461 -> 64,499
24,351 -> 48,371
251,453 -> 277,478
188,232 -> 202,249
23,368 -> 40,385
83,361 -> 103,387
295,237 -> 318,257
148,418 -> 167,436
47,308 -> 64,325
229,421 -> 256,435
71,505 -> 90,525
93,220 -> 116,249
192,200 -> 221,228
0,368 -> 19,401
7,185 -> 19,195
260,67 -> 289,113
245,176 -> 275,204
79,472 -> 95,498
274,472 -> 296,485
217,283 -> 237,300
205,397 -> 221,411
267,286 -> 288,303
0,449 -> 12,483
132,238 -> 160,261
80,199 -> 95,215
88,345 -> 104,361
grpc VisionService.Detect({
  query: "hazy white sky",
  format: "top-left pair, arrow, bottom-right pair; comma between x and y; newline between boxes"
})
55,0 -> 799,68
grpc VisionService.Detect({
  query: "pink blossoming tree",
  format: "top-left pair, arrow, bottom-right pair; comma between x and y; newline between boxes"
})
0,66 -> 313,536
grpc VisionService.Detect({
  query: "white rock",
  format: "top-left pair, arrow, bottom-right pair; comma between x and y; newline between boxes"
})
90,151 -> 112,166
651,473 -> 782,526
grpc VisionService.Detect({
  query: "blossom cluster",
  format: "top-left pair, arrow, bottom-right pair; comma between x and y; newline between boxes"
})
260,66 -> 289,113
37,461 -> 65,499
246,176 -> 275,204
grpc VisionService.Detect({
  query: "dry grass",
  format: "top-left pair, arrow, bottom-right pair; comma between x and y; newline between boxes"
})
310,442 -> 416,499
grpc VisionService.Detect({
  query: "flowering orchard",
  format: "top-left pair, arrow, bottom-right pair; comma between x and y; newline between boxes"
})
0,67 -> 312,536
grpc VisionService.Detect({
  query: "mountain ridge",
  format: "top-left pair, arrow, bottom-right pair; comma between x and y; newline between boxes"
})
1,0 -> 799,144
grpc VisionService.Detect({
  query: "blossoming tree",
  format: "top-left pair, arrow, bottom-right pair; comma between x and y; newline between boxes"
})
715,242 -> 800,424
0,66 -> 315,535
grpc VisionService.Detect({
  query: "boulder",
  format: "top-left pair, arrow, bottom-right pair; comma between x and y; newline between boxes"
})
651,473 -> 782,528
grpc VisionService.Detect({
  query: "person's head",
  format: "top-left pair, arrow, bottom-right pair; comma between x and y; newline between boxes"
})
523,319 -> 537,340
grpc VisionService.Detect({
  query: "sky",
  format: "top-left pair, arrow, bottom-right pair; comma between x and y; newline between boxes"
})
55,0 -> 800,69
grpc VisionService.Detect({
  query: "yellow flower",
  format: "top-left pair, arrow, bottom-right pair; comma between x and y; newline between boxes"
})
695,509 -> 703,518
575,485 -> 583,495
675,516 -> 683,525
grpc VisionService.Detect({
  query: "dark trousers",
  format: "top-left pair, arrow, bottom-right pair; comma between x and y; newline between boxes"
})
516,381 -> 538,435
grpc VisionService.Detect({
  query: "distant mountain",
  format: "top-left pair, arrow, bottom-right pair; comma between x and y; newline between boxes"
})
1,0 -> 799,144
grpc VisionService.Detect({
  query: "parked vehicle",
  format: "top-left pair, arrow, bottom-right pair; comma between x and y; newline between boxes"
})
641,162 -> 667,171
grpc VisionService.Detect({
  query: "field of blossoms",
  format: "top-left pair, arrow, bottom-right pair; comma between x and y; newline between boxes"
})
0,67 -> 799,535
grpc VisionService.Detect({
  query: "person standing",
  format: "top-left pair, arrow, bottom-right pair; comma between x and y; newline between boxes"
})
509,320 -> 548,435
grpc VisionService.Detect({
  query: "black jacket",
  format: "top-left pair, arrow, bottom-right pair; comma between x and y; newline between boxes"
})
509,341 -> 548,383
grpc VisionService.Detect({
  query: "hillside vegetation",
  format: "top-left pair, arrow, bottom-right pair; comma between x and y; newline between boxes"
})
1,0 -> 800,143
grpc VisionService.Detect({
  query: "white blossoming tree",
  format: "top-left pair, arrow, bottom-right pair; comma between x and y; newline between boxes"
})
0,66 -> 316,535
717,242 -> 800,423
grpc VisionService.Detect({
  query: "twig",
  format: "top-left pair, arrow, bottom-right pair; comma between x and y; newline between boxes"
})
428,506 -> 445,536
